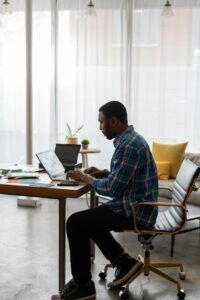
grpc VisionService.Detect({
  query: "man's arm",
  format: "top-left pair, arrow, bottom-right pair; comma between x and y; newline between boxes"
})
68,167 -> 110,183
69,145 -> 140,197
93,145 -> 140,197
68,170 -> 95,185
84,166 -> 110,178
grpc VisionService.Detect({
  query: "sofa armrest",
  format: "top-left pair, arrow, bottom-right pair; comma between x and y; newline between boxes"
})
159,186 -> 172,192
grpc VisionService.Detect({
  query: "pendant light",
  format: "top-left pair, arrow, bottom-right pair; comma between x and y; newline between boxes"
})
161,0 -> 174,16
85,0 -> 96,17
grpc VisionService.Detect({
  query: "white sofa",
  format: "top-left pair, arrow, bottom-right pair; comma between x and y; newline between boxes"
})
158,152 -> 200,206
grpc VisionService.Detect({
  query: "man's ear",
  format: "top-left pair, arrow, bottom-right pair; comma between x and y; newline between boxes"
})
110,117 -> 118,127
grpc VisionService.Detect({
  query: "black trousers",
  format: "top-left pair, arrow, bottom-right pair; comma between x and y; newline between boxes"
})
66,205 -> 135,285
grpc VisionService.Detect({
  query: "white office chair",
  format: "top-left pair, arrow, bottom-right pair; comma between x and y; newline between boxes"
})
97,159 -> 200,300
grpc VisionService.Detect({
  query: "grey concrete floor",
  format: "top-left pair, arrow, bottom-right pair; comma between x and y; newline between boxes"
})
0,195 -> 199,300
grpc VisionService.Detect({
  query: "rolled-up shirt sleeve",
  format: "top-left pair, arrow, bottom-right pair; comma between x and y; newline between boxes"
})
92,145 -> 140,197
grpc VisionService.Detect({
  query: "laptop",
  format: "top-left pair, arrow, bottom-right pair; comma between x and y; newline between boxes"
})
55,144 -> 81,171
36,150 -> 68,181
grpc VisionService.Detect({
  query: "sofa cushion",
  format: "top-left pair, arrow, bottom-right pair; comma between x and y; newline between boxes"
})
156,161 -> 171,180
158,179 -> 174,199
152,142 -> 187,178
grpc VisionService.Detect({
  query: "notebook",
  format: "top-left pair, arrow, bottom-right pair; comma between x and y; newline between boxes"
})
36,150 -> 68,182
55,144 -> 81,171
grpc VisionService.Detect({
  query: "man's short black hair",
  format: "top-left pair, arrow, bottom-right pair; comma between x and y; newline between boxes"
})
99,101 -> 128,124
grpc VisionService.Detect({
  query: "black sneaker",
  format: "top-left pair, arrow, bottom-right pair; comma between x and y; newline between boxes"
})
51,279 -> 96,300
107,255 -> 143,288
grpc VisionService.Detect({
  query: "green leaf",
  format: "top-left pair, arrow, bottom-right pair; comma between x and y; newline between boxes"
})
66,123 -> 84,137
66,123 -> 73,137
74,124 -> 84,136
81,139 -> 90,145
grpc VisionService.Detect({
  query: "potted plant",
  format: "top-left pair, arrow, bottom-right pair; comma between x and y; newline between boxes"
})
66,123 -> 84,144
81,138 -> 90,150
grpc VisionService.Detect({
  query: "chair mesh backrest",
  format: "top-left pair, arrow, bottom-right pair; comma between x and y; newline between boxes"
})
155,159 -> 200,232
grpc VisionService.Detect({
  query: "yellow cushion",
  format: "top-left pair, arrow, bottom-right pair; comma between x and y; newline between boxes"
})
156,161 -> 171,180
152,142 -> 188,178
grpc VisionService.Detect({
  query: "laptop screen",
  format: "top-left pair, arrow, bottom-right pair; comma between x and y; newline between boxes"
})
55,144 -> 81,166
36,150 -> 65,178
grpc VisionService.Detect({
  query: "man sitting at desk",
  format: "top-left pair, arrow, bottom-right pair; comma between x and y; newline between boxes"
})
52,101 -> 158,300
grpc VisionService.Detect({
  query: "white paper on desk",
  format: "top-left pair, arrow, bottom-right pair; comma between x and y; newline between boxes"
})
7,172 -> 39,179
21,166 -> 42,172
0,166 -> 22,173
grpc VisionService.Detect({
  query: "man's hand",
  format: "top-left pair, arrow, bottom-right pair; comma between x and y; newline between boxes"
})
84,166 -> 100,175
84,166 -> 109,178
68,170 -> 94,185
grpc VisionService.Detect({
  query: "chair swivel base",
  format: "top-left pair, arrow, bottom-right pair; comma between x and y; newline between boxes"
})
99,254 -> 186,300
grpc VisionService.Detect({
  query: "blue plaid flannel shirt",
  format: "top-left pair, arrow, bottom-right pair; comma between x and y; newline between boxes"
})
93,126 -> 158,228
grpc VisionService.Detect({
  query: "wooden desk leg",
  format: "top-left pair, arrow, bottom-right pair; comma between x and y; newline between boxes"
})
90,189 -> 98,260
58,198 -> 66,291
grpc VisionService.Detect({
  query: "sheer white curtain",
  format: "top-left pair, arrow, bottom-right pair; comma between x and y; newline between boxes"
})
131,0 -> 200,153
56,0 -> 200,169
32,0 -> 56,162
0,0 -> 55,165
0,0 -> 200,168
0,0 -> 25,164
56,0 -> 131,168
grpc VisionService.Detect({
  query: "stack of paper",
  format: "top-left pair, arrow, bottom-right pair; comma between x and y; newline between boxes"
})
0,166 -> 22,175
7,172 -> 39,179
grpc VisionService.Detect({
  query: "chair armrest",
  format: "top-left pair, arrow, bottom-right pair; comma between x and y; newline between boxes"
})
133,201 -> 187,233
134,202 -> 186,209
159,183 -> 198,192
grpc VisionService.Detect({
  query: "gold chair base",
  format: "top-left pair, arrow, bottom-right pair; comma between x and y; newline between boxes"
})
121,254 -> 185,293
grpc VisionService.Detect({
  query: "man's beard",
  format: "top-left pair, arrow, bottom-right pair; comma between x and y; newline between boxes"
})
105,131 -> 115,140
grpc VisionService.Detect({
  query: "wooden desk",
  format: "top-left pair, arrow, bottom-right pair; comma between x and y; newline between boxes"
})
0,173 -> 95,291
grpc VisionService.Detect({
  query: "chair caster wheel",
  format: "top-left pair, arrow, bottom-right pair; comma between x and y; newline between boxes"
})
177,289 -> 185,299
98,271 -> 107,280
179,271 -> 186,280
119,290 -> 129,299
